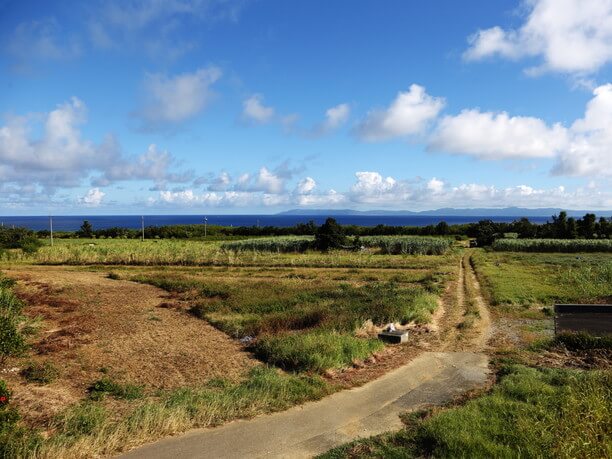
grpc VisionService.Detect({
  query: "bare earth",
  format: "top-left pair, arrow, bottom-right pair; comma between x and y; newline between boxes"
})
2,266 -> 257,425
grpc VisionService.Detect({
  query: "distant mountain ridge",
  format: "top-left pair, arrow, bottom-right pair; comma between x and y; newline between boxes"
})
277,207 -> 612,218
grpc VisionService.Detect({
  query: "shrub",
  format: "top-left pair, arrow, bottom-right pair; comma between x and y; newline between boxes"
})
314,218 -> 347,251
0,227 -> 42,253
0,379 -> 11,407
0,317 -> 27,365
21,361 -> 60,384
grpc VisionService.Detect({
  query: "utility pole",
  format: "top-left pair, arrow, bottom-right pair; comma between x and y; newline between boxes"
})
141,216 -> 145,241
49,216 -> 54,247
204,216 -> 207,238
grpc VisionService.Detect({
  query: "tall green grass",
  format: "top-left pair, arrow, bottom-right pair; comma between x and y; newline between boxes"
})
493,238 -> 612,253
321,365 -> 612,459
361,236 -> 452,255
221,236 -> 313,253
254,331 -> 384,372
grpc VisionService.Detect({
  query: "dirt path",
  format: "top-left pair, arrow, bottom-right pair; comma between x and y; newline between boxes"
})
120,250 -> 493,459
120,352 -> 489,459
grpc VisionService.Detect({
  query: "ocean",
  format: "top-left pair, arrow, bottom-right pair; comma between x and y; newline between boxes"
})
0,215 -> 552,232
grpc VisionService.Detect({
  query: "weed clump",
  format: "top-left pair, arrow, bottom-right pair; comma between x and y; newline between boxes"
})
21,361 -> 60,384
88,377 -> 144,400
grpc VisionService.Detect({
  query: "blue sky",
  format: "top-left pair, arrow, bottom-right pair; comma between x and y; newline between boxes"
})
0,0 -> 611,214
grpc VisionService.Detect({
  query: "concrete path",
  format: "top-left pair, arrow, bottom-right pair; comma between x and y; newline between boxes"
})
120,351 -> 489,459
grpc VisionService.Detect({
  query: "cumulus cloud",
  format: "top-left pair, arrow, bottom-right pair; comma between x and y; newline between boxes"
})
152,171 -> 611,210
346,172 -> 611,209
355,85 -> 445,141
295,177 -> 317,194
429,110 -> 568,159
79,188 -> 105,207
553,83 -> 612,176
93,144 -> 194,187
242,94 -> 275,124
136,67 -> 221,128
464,0 -> 612,75
235,167 -> 285,194
0,97 -> 192,200
426,83 -> 612,176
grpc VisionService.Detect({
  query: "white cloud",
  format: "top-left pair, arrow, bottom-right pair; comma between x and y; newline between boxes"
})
356,84 -> 445,141
235,167 -> 285,194
137,67 -> 221,128
426,83 -> 612,176
0,98 -> 192,198
554,83 -> 612,176
88,0 -> 247,59
242,94 -> 275,124
429,109 -> 568,159
295,177 -> 316,194
79,188 -> 105,207
6,18 -> 81,66
427,177 -> 445,194
294,190 -> 347,207
94,144 -> 193,187
349,172 -> 405,204
322,103 -> 350,131
464,0 -> 612,75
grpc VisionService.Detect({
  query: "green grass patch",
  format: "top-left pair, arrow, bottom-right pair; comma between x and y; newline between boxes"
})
471,251 -> 612,309
253,331 -> 384,372
321,365 -> 612,459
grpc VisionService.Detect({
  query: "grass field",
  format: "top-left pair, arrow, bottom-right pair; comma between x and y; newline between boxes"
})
1,238 -> 459,269
0,239 -> 458,458
471,251 -> 612,307
128,258 -> 452,372
1,240 -> 610,458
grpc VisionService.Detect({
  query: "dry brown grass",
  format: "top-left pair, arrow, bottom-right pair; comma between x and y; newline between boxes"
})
2,265 -> 257,428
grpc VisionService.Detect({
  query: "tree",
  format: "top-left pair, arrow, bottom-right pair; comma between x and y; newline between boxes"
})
78,220 -> 94,238
566,217 -> 578,239
552,211 -> 568,238
578,213 -> 596,239
314,218 -> 346,251
435,221 -> 449,235
474,220 -> 497,247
